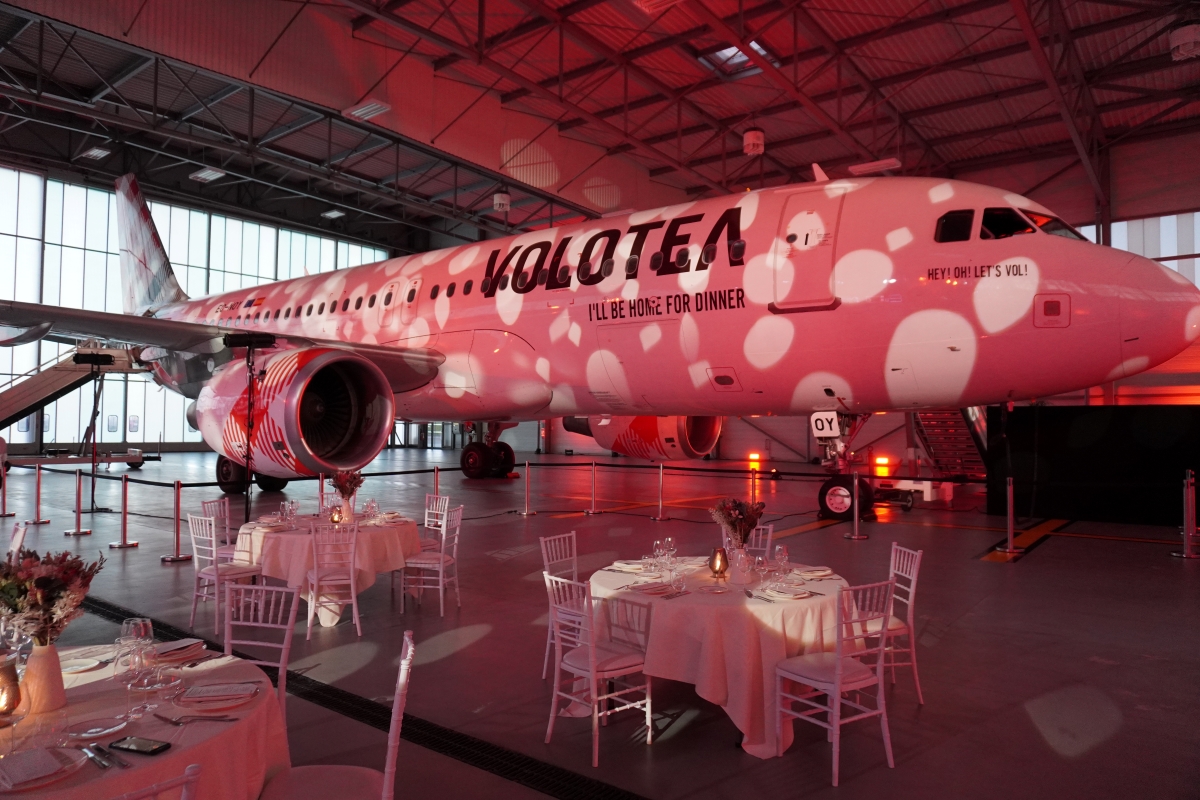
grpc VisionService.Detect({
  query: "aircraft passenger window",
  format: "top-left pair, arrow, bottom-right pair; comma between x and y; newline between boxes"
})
430,285 -> 439,299
329,301 -> 336,314
284,308 -> 291,319
1022,211 -> 1086,240
980,207 -> 1035,240
934,210 -> 974,242
463,280 -> 473,295
480,278 -> 490,293
701,244 -> 717,265
446,283 -> 456,298
274,309 -> 280,320
601,258 -> 614,277
625,255 -> 639,276
515,273 -> 528,289
786,233 -> 798,244
537,269 -> 548,286
499,274 -> 509,290
649,252 -> 663,271
406,288 -> 416,303
384,291 -> 393,305
306,304 -> 313,316
318,303 -> 325,314
729,239 -> 746,261
354,297 -> 362,310
296,306 -> 302,317
558,266 -> 569,282
578,261 -> 592,280
368,295 -> 376,308
342,299 -> 349,311
254,312 -> 260,321
674,249 -> 688,268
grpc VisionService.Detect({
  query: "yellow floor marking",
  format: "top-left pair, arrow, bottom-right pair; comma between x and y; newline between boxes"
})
772,519 -> 843,540
876,519 -> 1012,533
1048,531 -> 1178,545
981,519 -> 1068,562
547,494 -> 725,519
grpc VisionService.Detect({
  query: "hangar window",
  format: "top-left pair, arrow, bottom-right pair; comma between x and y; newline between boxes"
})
980,207 -> 1035,240
354,297 -> 362,310
463,280 -> 473,295
107,415 -> 118,433
128,415 -> 139,433
934,210 -> 974,243
446,283 -> 456,298
368,294 -> 376,308
1022,211 -> 1086,240
430,285 -> 439,299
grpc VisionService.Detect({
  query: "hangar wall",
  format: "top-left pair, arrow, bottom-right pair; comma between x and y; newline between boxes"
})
11,0 -> 687,222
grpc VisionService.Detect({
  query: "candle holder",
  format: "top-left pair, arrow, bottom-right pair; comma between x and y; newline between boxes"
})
709,547 -> 729,581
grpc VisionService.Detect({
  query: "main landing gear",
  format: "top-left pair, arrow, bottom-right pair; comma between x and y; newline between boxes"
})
215,454 -> 290,494
460,422 -> 517,479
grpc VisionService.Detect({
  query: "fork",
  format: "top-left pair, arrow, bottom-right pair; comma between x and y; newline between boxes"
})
153,712 -> 237,726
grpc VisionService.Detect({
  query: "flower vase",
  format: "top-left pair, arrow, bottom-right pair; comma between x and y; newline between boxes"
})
341,498 -> 354,521
19,644 -> 66,714
728,545 -> 753,586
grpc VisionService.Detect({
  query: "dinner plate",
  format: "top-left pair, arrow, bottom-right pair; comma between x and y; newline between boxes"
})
698,585 -> 729,594
58,658 -> 100,675
0,748 -> 87,792
609,561 -> 644,572
65,716 -> 128,739
795,567 -> 833,578
633,572 -> 662,581
173,686 -> 260,712
765,588 -> 812,600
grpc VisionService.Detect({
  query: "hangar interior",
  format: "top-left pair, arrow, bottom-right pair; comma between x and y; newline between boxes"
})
0,0 -> 1198,797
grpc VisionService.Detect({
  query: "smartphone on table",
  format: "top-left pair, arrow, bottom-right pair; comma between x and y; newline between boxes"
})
108,736 -> 172,755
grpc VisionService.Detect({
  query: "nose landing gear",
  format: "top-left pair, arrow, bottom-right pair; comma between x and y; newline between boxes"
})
460,422 -> 518,479
810,412 -> 877,521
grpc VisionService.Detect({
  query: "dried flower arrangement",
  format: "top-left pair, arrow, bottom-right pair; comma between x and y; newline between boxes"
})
0,550 -> 105,646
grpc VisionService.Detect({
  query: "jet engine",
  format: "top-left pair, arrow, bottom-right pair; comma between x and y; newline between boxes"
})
195,347 -> 395,479
564,415 -> 723,461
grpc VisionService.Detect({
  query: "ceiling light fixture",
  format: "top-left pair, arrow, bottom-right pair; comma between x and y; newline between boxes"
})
342,99 -> 391,121
80,146 -> 111,160
188,167 -> 226,183
320,209 -> 345,220
848,157 -> 902,176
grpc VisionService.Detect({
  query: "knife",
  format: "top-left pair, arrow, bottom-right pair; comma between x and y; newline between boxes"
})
77,744 -> 111,769
93,745 -> 132,769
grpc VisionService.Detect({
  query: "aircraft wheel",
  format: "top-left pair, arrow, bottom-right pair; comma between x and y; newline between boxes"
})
126,459 -> 143,470
461,442 -> 495,479
255,474 -> 289,492
900,491 -> 915,512
216,455 -> 247,494
818,476 -> 875,520
492,442 -> 516,476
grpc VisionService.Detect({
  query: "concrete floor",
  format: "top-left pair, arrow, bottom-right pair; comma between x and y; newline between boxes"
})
17,450 -> 1200,799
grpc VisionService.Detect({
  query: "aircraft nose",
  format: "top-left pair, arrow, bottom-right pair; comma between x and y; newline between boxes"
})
1119,254 -> 1200,377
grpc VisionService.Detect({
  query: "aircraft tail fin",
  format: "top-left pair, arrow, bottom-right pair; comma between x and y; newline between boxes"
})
114,174 -> 187,315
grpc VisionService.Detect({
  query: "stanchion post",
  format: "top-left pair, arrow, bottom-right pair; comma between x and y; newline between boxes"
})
995,476 -> 1025,556
0,466 -> 12,518
518,461 -> 537,516
318,472 -> 326,512
584,461 -> 600,515
109,474 -> 138,549
751,468 -> 758,505
434,466 -> 439,498
25,464 -> 49,525
64,469 -> 91,536
845,471 -> 868,540
161,479 -> 191,563
1173,469 -> 1199,559
650,463 -> 670,521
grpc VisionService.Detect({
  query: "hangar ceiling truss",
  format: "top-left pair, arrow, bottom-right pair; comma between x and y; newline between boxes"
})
0,4 -> 600,252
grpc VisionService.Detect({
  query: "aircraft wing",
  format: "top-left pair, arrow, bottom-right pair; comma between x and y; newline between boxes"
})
0,299 -> 444,392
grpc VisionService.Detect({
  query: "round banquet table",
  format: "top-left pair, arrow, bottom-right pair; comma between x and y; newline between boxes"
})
10,646 -> 289,798
234,514 -> 420,627
590,561 -> 848,759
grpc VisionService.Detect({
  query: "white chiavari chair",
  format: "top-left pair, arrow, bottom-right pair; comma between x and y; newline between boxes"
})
879,542 -> 924,704
113,764 -> 201,800
224,583 -> 301,725
7,523 -> 26,564
544,573 -> 652,768
308,522 -> 361,639
260,631 -> 415,800
188,514 -> 261,635
420,493 -> 449,551
775,578 -> 896,786
396,505 -> 461,617
202,497 -> 237,562
539,531 -> 578,679
721,523 -> 774,560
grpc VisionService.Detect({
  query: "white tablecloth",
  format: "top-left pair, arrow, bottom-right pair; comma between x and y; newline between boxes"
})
15,646 -> 289,798
235,515 -> 420,627
590,563 -> 847,759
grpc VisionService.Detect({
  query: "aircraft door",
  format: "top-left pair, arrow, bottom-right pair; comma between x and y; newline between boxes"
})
379,282 -> 400,327
400,278 -> 422,325
773,189 -> 844,312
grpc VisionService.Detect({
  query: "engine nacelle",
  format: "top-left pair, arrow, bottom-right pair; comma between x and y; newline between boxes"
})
567,415 -> 723,461
195,348 -> 395,478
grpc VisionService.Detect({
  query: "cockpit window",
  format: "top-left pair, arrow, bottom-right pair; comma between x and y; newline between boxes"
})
1021,211 -> 1086,240
980,207 -> 1036,240
934,210 -> 974,243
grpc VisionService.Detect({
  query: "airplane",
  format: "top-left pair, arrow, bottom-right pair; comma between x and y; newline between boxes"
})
2,172 -> 1197,519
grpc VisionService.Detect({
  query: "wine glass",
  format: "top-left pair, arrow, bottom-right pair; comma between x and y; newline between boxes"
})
115,640 -> 158,720
753,555 -> 769,587
774,545 -> 790,574
120,618 -> 153,642
664,537 -> 677,563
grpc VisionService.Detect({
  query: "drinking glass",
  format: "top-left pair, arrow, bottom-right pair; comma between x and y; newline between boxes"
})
753,555 -> 769,586
670,568 -> 685,593
19,711 -> 67,751
664,537 -> 676,559
774,545 -> 790,575
641,555 -> 654,574
121,618 -> 153,642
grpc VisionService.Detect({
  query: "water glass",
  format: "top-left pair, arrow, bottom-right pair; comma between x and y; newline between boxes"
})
641,555 -> 654,574
652,540 -> 663,560
670,569 -> 685,593
18,711 -> 67,751
664,537 -> 676,559
120,618 -> 153,642
753,555 -> 769,586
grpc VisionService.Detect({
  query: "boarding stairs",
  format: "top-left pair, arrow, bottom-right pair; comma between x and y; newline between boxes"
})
0,345 -> 146,431
913,408 -> 987,480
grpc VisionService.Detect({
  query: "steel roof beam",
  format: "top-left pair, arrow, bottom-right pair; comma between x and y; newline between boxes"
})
431,0 -> 608,72
255,110 -> 322,146
178,83 -> 241,122
88,55 -> 151,104
338,0 -> 729,193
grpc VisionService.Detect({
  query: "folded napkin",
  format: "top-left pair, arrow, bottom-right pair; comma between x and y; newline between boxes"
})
257,515 -> 281,523
381,511 -> 403,520
630,581 -> 671,593
181,682 -> 258,701
680,556 -> 709,565
795,567 -> 833,578
156,639 -> 204,662
610,560 -> 645,572
764,586 -> 811,600
0,748 -> 66,789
